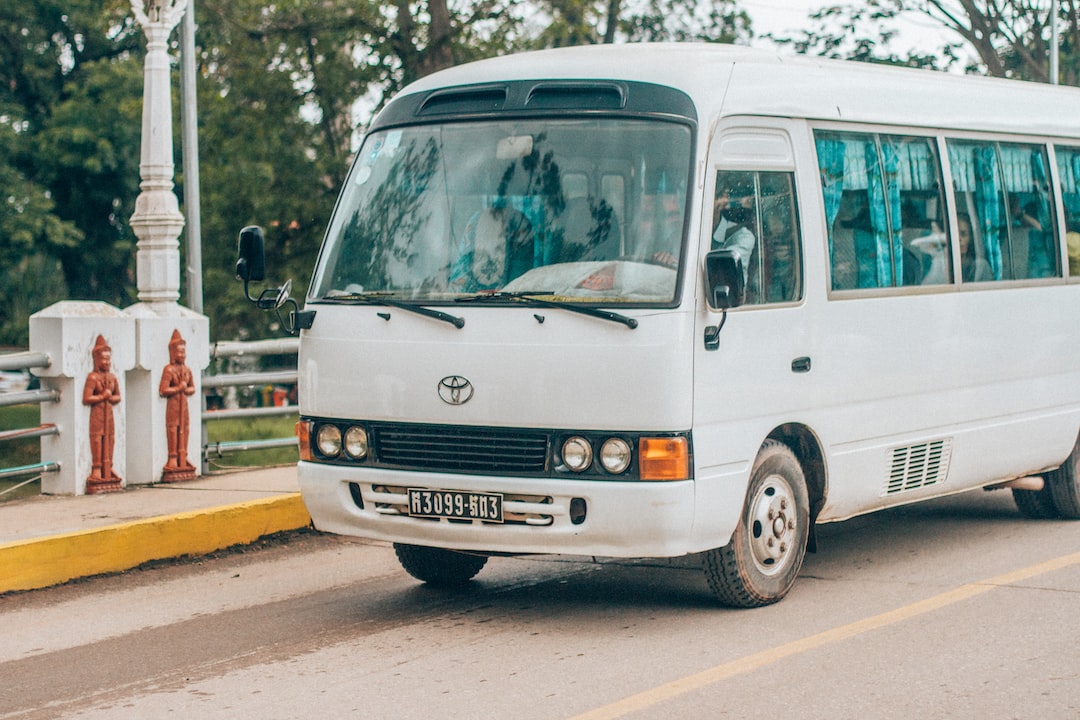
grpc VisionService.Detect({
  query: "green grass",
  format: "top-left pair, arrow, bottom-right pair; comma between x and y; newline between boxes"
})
203,413 -> 299,471
0,406 -> 298,502
0,404 -> 44,502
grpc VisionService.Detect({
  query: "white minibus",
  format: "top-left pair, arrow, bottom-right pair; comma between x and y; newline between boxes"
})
237,43 -> 1080,606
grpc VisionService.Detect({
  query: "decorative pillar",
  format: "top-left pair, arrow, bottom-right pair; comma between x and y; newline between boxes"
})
129,0 -> 187,304
29,303 -> 135,495
27,1 -> 208,494
124,0 -> 210,486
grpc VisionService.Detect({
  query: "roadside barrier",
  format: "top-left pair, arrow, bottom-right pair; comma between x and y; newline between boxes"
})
201,338 -> 299,473
2,339 -> 301,494
0,352 -> 59,492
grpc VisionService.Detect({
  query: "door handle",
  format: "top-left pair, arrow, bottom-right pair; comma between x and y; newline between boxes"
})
791,356 -> 811,373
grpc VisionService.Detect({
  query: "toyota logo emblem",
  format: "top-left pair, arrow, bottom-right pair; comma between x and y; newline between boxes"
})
438,376 -> 474,405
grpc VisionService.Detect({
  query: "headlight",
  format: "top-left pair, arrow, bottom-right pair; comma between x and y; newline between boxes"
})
316,424 -> 342,457
561,436 -> 593,472
343,425 -> 369,460
599,437 -> 632,474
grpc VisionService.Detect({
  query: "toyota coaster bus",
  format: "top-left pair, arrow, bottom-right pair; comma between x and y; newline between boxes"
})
237,43 -> 1080,607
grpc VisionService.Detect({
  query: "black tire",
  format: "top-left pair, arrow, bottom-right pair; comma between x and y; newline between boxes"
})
393,543 -> 488,587
1011,486 -> 1060,519
702,440 -> 810,608
1044,434 -> 1080,519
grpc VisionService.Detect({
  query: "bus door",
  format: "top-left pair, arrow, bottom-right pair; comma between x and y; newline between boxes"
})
691,121 -> 812,540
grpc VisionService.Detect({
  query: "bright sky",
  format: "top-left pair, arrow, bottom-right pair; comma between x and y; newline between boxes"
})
740,0 -> 957,55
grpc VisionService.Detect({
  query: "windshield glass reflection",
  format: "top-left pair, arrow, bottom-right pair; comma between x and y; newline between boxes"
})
311,118 -> 692,305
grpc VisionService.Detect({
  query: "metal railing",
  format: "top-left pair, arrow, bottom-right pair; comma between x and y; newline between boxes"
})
2,340 -> 301,493
0,351 -> 59,491
201,337 -> 299,472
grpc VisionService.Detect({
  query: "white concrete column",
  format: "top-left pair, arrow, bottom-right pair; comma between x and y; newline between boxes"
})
124,0 -> 210,486
29,303 -> 135,495
124,305 -> 209,485
129,0 -> 188,304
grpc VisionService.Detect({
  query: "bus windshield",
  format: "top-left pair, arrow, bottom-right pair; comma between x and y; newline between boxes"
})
311,118 -> 693,305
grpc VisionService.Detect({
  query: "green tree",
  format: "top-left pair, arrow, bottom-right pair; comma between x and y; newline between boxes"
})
2,0 -> 763,347
773,0 -> 1080,82
0,0 -> 143,344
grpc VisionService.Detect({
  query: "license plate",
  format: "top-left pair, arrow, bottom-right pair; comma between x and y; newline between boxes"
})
407,488 -> 504,522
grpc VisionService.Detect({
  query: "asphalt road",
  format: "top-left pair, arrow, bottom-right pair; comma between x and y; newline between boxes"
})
2,488 -> 1078,719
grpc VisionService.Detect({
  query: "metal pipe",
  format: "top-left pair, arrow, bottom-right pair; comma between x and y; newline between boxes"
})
0,389 -> 60,409
180,0 -> 204,310
203,405 -> 298,421
1050,0 -> 1059,85
204,437 -> 297,458
0,462 -> 60,481
0,352 -> 50,372
0,424 -> 59,443
211,338 -> 300,359
202,370 -> 298,389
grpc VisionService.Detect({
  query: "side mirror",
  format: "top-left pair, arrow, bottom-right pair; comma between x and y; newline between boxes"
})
236,225 -> 266,282
234,226 -> 315,336
704,249 -> 746,310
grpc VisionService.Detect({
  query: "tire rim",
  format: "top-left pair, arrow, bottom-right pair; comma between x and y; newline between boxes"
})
748,472 -> 799,576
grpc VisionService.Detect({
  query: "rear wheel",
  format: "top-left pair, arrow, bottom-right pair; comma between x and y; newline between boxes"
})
1012,486 -> 1059,519
1044,434 -> 1080,518
702,441 -> 810,608
393,543 -> 488,586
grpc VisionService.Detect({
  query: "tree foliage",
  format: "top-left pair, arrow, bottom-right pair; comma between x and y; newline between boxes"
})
772,0 -> 1080,82
2,0 -> 1077,347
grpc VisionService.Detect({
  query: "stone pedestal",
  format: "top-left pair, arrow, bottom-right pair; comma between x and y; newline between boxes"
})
29,302 -> 136,495
124,303 -> 209,485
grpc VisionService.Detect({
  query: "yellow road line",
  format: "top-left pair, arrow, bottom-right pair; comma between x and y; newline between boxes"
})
570,550 -> 1080,720
0,493 -> 311,594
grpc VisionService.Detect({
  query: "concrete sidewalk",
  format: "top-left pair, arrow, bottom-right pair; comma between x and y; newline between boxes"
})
0,466 -> 311,594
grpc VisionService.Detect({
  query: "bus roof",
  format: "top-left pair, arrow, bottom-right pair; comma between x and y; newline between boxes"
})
398,43 -> 1080,139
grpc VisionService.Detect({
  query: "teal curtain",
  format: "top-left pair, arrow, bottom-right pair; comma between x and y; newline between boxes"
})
865,140 -> 903,286
973,146 -> 1004,280
816,138 -> 846,262
1027,151 -> 1055,277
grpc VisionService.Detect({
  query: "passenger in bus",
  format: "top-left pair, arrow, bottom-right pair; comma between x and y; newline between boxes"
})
638,190 -> 683,268
449,205 -> 534,291
711,183 -> 756,284
1067,217 -> 1080,276
557,196 -> 620,262
958,213 -> 992,282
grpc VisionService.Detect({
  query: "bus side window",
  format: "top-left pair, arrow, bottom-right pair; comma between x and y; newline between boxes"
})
947,139 -> 1060,282
712,170 -> 802,304
815,130 -> 948,290
1055,145 -> 1080,277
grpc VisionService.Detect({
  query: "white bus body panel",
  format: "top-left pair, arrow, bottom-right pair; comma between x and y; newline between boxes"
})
297,304 -> 711,557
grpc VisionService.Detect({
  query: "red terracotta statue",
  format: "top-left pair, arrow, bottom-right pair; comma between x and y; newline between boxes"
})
159,329 -> 197,482
82,335 -> 123,493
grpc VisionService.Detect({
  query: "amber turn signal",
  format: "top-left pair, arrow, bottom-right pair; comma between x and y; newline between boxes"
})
296,420 -> 312,461
638,437 -> 689,480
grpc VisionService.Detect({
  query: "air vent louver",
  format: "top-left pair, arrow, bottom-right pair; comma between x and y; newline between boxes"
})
887,439 -> 952,494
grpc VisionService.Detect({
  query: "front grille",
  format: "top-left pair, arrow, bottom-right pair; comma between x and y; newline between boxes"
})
373,424 -> 549,474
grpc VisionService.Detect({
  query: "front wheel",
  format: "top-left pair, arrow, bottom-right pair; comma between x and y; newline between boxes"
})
393,543 -> 488,587
702,441 -> 810,608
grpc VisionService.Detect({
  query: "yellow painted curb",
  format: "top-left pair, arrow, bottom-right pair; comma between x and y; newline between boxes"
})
0,493 -> 311,594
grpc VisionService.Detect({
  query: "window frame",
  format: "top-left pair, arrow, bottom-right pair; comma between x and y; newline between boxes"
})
811,122 -> 1069,300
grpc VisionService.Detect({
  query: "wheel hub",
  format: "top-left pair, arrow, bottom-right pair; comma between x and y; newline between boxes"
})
748,474 -> 799,575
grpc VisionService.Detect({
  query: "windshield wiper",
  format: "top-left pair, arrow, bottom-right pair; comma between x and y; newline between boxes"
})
455,291 -> 638,329
320,292 -> 465,328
